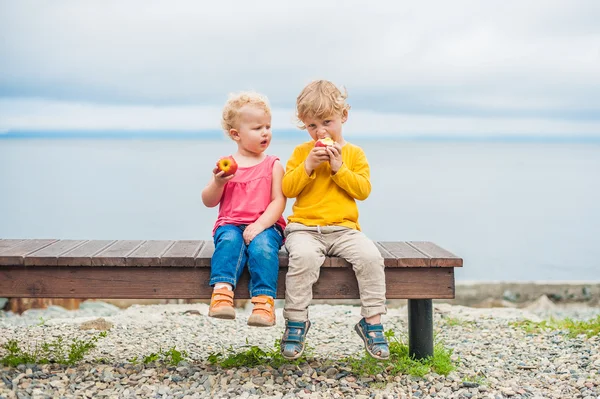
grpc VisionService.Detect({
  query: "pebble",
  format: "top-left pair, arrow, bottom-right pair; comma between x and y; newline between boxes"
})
0,302 -> 599,398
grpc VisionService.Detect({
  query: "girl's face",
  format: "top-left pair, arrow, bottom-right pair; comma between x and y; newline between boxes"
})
302,110 -> 347,144
231,105 -> 272,155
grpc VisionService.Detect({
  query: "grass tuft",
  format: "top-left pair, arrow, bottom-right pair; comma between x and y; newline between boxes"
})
209,331 -> 456,378
131,346 -> 189,366
510,315 -> 600,338
342,330 -> 456,378
208,338 -> 311,368
0,331 -> 107,367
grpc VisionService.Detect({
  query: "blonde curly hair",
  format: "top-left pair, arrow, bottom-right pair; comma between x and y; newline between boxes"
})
221,91 -> 271,138
295,80 -> 351,130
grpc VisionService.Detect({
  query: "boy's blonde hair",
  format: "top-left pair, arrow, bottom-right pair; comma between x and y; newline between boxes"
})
221,91 -> 271,138
296,80 -> 351,129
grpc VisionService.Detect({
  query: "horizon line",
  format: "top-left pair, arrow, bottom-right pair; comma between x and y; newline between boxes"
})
1,130 -> 600,144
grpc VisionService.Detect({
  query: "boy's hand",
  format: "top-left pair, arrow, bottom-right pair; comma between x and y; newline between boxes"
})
304,147 -> 330,175
327,143 -> 343,174
243,222 -> 265,245
212,167 -> 234,186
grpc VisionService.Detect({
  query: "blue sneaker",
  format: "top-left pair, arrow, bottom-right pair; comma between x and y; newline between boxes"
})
280,320 -> 311,360
354,318 -> 390,360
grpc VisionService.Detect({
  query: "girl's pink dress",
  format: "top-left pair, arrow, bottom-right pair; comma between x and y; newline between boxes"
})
213,155 -> 286,235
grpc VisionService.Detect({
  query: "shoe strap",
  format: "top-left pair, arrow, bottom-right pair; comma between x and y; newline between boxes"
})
211,288 -> 234,305
286,321 -> 308,330
368,336 -> 387,345
365,324 -> 384,333
250,296 -> 274,316
251,296 -> 273,305
283,329 -> 303,343
283,321 -> 310,343
212,287 -> 234,298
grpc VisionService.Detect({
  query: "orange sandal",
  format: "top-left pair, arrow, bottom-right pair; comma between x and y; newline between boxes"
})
247,295 -> 276,327
208,287 -> 235,319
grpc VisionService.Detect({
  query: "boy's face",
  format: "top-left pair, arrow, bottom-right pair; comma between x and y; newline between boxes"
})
231,105 -> 272,153
302,110 -> 348,144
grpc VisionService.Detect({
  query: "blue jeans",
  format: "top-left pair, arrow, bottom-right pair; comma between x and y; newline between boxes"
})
210,224 -> 283,298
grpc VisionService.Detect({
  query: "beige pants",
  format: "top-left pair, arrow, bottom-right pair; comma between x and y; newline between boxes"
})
283,222 -> 387,321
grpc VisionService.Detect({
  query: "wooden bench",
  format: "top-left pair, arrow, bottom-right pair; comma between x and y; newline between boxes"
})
0,239 -> 462,359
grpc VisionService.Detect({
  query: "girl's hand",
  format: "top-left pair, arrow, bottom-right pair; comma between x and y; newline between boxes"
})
213,167 -> 235,187
304,147 -> 330,175
327,143 -> 343,174
243,222 -> 266,245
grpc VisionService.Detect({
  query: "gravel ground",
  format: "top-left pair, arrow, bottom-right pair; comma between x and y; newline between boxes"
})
1,301 -> 599,399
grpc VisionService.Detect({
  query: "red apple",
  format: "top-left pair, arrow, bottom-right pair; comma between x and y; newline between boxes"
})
315,137 -> 335,147
216,155 -> 238,176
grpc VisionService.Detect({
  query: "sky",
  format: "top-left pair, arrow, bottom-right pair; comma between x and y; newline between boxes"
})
1,0 -> 599,139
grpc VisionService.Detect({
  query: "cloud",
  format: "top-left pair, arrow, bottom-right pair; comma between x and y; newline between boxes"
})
0,0 -> 599,134
2,98 -> 599,138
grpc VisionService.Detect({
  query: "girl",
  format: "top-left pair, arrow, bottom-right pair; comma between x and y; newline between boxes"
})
201,92 -> 286,327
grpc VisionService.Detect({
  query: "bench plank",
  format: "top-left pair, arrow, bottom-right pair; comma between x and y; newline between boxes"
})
25,240 -> 87,266
58,240 -> 116,266
195,241 -> 215,266
161,241 -> 204,267
0,239 -> 25,252
278,247 -> 289,267
0,266 -> 454,299
126,240 -> 175,267
379,241 -> 430,267
0,239 -> 59,265
91,240 -> 144,267
375,242 -> 397,267
408,241 -> 463,267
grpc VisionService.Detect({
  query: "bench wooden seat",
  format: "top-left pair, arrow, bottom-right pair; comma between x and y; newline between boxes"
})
0,238 -> 462,359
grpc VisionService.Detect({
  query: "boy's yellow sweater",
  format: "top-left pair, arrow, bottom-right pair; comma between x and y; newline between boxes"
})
282,141 -> 371,230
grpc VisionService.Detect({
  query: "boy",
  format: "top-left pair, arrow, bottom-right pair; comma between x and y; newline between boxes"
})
280,80 -> 389,359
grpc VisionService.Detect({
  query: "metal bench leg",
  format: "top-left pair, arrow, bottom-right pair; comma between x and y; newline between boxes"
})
408,298 -> 433,359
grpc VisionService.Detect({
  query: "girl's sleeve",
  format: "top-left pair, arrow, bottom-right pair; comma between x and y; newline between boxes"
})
331,148 -> 371,200
282,146 -> 314,198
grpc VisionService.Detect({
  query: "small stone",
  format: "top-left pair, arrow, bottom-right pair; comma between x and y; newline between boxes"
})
79,317 -> 114,331
252,377 -> 266,386
325,368 -> 338,378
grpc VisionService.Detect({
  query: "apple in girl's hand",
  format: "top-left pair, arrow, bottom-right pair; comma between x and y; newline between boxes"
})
216,156 -> 238,176
315,137 -> 335,147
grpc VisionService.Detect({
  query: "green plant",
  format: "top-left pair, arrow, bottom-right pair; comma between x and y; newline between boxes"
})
0,331 -> 107,367
208,338 -> 312,368
163,347 -> 188,365
510,315 -> 600,338
462,373 -> 486,386
342,330 -> 456,378
142,346 -> 189,366
143,352 -> 161,364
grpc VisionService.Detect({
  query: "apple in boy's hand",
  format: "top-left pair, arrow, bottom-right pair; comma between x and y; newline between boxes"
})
216,156 -> 238,176
315,137 -> 335,147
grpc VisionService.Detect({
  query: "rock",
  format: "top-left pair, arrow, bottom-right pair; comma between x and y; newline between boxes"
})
522,295 -> 557,311
182,310 -> 202,316
463,381 -> 479,388
79,318 -> 114,331
325,368 -> 338,378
